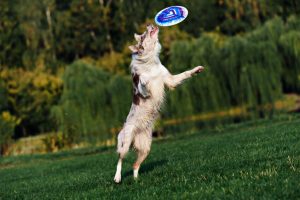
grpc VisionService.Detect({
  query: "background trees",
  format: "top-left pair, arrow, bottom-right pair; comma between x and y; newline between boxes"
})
0,0 -> 299,151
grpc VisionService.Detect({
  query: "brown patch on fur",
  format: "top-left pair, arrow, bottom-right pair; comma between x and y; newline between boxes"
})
132,74 -> 140,105
133,94 -> 140,105
133,73 -> 139,86
132,73 -> 149,105
130,32 -> 146,55
133,163 -> 140,169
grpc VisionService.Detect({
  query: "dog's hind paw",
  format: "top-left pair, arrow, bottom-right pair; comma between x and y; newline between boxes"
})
114,174 -> 121,183
133,168 -> 139,180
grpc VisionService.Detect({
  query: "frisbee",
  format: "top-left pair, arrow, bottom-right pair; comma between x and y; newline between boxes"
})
155,6 -> 188,27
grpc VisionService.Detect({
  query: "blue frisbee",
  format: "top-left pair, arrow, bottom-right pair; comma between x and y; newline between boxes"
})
155,6 -> 188,27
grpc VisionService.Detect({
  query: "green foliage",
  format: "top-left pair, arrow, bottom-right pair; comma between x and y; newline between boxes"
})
1,0 -> 298,68
0,81 -> 14,154
244,16 -> 300,93
169,17 -> 288,121
52,61 -> 131,143
167,36 -> 226,116
0,68 -> 63,138
246,17 -> 284,43
222,38 -> 282,107
0,0 -> 300,144
108,75 -> 132,126
0,80 -> 8,112
42,132 -> 66,153
0,1 -> 26,67
279,31 -> 300,92
286,15 -> 300,31
0,111 -> 20,155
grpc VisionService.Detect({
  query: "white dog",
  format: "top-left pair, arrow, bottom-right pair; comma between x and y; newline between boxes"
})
114,24 -> 204,183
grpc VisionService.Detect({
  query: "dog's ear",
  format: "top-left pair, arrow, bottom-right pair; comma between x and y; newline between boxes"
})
129,45 -> 138,53
134,33 -> 141,42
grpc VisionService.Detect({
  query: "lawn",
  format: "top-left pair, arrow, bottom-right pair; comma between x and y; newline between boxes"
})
1,115 -> 300,199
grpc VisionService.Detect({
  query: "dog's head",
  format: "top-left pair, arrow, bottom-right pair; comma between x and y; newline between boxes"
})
129,24 -> 161,57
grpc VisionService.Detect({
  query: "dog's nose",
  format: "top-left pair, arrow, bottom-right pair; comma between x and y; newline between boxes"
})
147,24 -> 154,29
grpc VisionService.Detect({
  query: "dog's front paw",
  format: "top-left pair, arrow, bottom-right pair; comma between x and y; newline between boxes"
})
140,78 -> 148,86
138,77 -> 151,98
192,66 -> 204,75
114,173 -> 121,183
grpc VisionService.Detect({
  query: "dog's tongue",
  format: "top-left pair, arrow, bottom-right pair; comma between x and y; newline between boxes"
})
150,27 -> 158,37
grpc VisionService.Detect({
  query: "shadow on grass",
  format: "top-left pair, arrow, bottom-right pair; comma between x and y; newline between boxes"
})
123,159 -> 167,179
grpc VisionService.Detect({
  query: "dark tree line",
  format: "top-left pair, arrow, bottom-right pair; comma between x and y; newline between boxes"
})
1,0 -> 298,70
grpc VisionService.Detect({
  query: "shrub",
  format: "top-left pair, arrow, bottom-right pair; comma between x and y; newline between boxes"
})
0,68 -> 63,138
279,30 -> 300,92
52,61 -> 131,143
0,111 -> 20,155
169,18 -> 286,121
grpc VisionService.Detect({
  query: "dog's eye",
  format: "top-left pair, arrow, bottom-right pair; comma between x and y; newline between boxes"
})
138,45 -> 144,50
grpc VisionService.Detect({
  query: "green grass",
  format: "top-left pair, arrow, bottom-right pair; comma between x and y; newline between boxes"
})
1,115 -> 300,199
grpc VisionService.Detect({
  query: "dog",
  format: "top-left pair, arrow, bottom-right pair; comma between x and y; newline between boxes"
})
114,24 -> 204,183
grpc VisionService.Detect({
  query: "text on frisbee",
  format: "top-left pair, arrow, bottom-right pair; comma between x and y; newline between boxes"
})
155,6 -> 188,27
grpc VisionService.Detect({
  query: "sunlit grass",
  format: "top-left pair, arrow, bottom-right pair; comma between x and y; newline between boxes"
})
0,115 -> 300,199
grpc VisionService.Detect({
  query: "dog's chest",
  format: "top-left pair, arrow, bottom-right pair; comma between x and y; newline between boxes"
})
140,66 -> 164,88
132,65 -> 165,105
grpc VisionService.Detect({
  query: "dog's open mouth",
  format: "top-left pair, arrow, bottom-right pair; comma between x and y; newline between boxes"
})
150,26 -> 158,37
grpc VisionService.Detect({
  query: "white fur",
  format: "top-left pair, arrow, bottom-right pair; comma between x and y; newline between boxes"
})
114,25 -> 204,183
114,159 -> 122,183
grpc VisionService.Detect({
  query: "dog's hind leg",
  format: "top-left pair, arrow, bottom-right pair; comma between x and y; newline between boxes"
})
114,124 -> 134,183
114,156 -> 123,183
133,131 -> 152,179
133,150 -> 150,179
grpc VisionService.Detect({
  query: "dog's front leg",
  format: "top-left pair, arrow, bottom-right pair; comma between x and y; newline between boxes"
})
114,157 -> 123,183
114,125 -> 134,183
138,76 -> 150,98
164,66 -> 204,89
